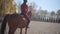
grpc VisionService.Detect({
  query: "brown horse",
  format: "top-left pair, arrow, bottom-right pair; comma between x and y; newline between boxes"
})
1,11 -> 32,34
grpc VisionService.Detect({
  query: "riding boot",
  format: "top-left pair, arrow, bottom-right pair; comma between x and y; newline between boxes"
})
26,20 -> 30,28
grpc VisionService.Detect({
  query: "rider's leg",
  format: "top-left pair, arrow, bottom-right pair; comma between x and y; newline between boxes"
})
23,13 -> 30,28
26,19 -> 30,28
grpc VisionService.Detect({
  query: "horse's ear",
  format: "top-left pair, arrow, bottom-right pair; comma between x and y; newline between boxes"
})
29,11 -> 31,13
29,11 -> 31,12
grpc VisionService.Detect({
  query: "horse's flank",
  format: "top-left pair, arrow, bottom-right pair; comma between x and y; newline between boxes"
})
6,14 -> 26,28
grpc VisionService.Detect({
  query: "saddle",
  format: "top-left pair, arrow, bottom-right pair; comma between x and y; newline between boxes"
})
20,13 -> 28,26
20,13 -> 26,21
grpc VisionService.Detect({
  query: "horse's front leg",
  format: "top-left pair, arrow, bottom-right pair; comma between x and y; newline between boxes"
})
25,27 -> 27,34
20,28 -> 22,34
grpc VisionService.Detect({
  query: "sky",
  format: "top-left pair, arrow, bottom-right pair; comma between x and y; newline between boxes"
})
14,0 -> 60,12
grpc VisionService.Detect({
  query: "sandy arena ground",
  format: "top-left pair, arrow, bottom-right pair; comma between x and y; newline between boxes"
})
0,21 -> 60,34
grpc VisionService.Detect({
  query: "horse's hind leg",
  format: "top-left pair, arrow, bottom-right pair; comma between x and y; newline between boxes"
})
8,27 -> 16,34
8,28 -> 11,34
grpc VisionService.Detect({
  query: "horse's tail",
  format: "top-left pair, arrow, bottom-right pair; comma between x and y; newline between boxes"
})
1,15 -> 7,34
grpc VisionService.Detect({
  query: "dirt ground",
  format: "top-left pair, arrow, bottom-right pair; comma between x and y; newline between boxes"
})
0,21 -> 60,34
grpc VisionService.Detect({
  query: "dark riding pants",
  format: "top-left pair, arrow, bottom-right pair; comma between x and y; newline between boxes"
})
21,13 -> 30,27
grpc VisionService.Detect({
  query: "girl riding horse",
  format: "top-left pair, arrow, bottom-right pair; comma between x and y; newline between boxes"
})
1,11 -> 32,34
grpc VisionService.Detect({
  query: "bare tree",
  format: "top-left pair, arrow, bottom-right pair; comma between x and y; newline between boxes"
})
57,10 -> 60,15
51,11 -> 55,16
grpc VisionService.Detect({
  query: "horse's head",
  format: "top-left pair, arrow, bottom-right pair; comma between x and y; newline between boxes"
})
28,11 -> 32,19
